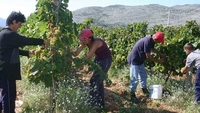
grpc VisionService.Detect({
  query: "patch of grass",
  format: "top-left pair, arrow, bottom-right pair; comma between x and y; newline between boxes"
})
146,69 -> 198,112
18,75 -> 95,113
19,58 -> 200,113
108,66 -> 129,79
19,57 -> 97,113
109,66 -> 199,112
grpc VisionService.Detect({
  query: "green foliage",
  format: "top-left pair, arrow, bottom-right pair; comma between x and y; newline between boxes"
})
20,1 -> 108,87
20,57 -> 94,113
155,20 -> 200,75
78,19 -> 200,75
19,0 -> 75,86
144,68 -> 199,113
20,75 -> 94,113
17,1 -> 200,112
19,1 -> 110,112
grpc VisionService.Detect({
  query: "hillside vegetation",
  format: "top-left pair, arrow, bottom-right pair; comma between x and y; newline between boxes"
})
0,4 -> 200,28
72,4 -> 200,28
11,1 -> 200,113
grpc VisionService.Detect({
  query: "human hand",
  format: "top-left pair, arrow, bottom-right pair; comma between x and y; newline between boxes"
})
80,41 -> 86,46
29,49 -> 36,55
70,49 -> 74,54
42,40 -> 49,48
70,49 -> 77,56
181,67 -> 186,74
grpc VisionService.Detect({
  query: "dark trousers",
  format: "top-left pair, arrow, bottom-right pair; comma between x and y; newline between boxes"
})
90,57 -> 112,107
0,79 -> 16,113
195,68 -> 200,101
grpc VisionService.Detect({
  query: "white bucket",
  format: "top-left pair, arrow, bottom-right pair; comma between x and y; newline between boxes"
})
149,85 -> 163,99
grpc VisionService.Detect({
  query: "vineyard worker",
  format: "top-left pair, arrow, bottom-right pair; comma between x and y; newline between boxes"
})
0,11 -> 47,113
70,29 -> 112,110
127,32 -> 166,103
181,43 -> 200,104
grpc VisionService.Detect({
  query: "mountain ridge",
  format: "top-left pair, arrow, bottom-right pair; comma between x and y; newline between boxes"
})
0,4 -> 199,28
72,4 -> 200,28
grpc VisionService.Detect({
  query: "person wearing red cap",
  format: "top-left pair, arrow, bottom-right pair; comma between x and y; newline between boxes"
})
70,29 -> 112,111
127,31 -> 166,103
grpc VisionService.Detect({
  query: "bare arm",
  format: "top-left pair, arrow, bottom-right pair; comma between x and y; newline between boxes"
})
70,43 -> 85,57
151,48 -> 166,58
181,66 -> 188,74
146,53 -> 163,64
85,41 -> 102,60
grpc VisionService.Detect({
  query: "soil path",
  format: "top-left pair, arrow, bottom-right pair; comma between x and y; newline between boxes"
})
77,69 -> 182,113
15,68 -> 185,113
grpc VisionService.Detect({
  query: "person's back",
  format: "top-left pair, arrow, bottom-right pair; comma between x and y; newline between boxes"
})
127,32 -> 165,104
128,36 -> 154,65
94,38 -> 111,60
186,49 -> 200,69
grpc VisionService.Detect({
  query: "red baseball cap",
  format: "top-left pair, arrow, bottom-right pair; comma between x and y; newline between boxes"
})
155,32 -> 164,44
78,29 -> 93,41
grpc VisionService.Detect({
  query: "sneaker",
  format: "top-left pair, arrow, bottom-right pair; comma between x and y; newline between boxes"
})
131,91 -> 140,104
142,88 -> 150,96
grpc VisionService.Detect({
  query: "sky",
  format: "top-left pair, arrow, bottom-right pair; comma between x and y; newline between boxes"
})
0,0 -> 200,19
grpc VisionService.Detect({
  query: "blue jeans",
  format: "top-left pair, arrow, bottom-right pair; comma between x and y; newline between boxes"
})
194,68 -> 200,101
0,79 -> 16,113
90,57 -> 112,107
130,64 -> 147,92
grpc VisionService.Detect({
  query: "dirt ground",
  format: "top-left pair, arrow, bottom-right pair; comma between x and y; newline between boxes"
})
15,68 -> 189,113
78,69 -> 183,113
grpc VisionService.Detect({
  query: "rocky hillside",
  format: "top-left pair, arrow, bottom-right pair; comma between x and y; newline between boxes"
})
72,4 -> 200,28
0,4 -> 199,28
